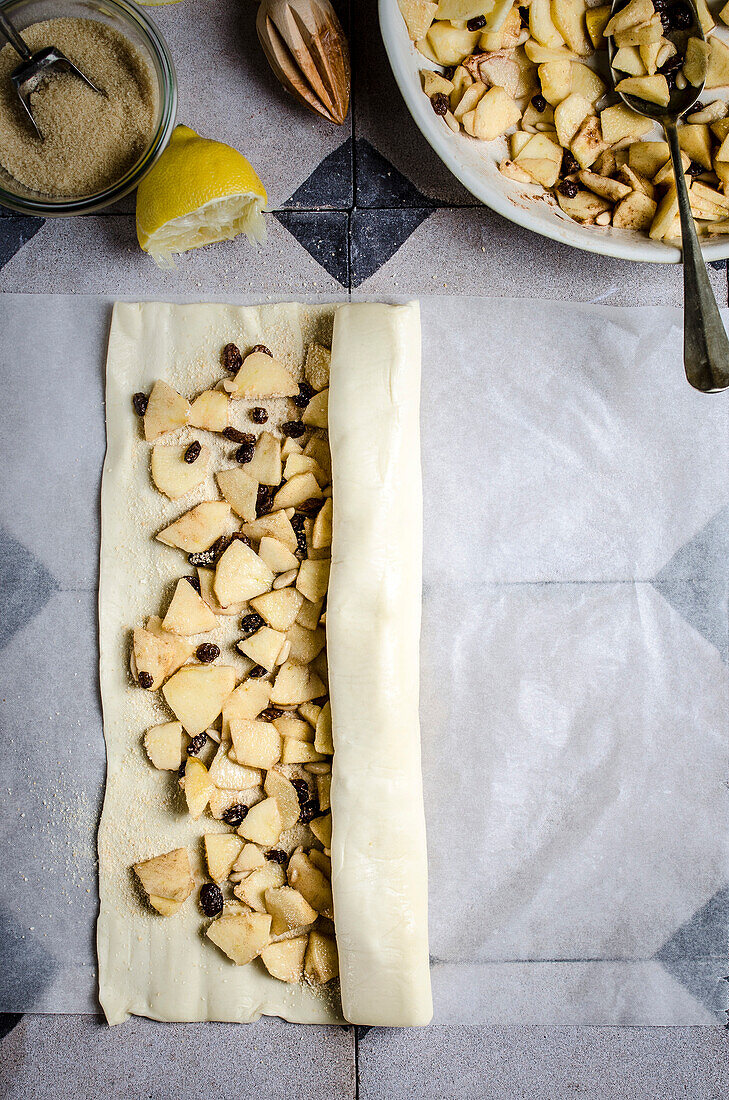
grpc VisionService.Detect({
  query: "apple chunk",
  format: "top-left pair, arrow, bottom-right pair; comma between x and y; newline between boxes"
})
250,587 -> 304,631
157,502 -> 231,553
304,931 -> 339,983
261,935 -> 308,983
132,626 -> 193,690
242,510 -> 298,553
183,757 -> 214,819
214,540 -> 274,606
162,578 -> 218,635
162,665 -> 236,735
204,833 -> 244,882
264,768 -> 301,829
230,718 -> 282,769
247,432 -> 282,486
224,351 -> 298,399
288,848 -> 333,915
151,442 -> 210,500
189,389 -> 229,432
144,721 -> 184,770
271,661 -> 326,706
222,680 -> 272,735
264,886 -> 317,935
302,389 -> 328,429
206,911 -> 272,965
208,744 -> 261,790
258,536 -> 299,574
237,796 -> 283,846
143,381 -> 190,441
273,472 -> 322,511
216,468 -> 259,522
238,625 -> 286,672
134,847 -> 194,905
296,559 -> 330,604
234,861 -> 285,911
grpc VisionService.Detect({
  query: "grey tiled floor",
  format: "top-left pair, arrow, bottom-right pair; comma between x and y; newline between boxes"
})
0,0 -> 728,1096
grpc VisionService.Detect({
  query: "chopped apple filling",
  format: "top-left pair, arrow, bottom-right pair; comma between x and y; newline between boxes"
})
129,336 -> 338,986
400,0 -> 729,240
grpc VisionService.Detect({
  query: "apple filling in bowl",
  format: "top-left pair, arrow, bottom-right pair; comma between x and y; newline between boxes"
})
130,340 -> 338,989
401,0 -> 729,239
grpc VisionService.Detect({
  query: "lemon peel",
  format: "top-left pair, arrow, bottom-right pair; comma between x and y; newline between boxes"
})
136,125 -> 267,269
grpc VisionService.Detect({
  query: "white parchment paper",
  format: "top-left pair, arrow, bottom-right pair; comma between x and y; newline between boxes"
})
0,293 -> 727,1024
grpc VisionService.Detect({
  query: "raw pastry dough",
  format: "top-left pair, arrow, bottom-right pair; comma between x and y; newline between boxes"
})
97,300 -> 431,1026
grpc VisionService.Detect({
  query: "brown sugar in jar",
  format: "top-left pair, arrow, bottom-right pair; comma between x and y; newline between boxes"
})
0,17 -> 158,198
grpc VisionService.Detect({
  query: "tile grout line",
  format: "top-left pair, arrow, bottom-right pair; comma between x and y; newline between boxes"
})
354,1025 -> 360,1100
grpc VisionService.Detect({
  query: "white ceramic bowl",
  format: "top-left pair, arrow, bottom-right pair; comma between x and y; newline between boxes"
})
379,0 -> 729,264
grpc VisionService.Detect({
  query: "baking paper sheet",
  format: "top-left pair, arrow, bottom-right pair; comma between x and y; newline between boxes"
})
0,293 -> 727,1024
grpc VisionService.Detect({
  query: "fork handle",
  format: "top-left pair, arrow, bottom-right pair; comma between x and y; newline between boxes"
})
0,12 -> 32,61
665,119 -> 729,393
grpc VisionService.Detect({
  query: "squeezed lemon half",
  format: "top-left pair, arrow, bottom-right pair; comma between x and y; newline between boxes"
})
136,125 -> 267,269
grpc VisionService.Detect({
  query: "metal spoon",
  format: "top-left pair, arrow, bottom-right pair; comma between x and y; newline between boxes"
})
608,0 -> 729,392
0,9 -> 103,141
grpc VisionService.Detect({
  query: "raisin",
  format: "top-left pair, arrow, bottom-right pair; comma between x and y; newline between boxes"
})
178,762 -> 187,780
292,381 -> 316,408
132,392 -> 148,416
687,160 -> 704,177
241,613 -> 265,637
531,93 -> 547,113
654,0 -> 669,9
669,2 -> 692,28
430,92 -> 449,116
199,883 -> 224,917
188,548 -> 217,567
558,180 -> 578,199
291,513 -> 308,557
251,344 -> 273,356
235,442 -> 255,463
256,485 -> 274,516
251,407 -> 268,424
659,53 -> 682,75
467,14 -> 487,30
282,420 -> 306,438
299,798 -> 319,824
137,670 -> 154,689
187,732 -> 208,755
222,803 -> 248,826
297,497 -> 323,517
222,343 -> 243,372
185,574 -> 201,593
659,9 -> 672,31
222,427 -> 256,444
196,642 -> 220,663
561,152 -> 579,176
291,776 -> 311,804
266,849 -> 288,865
184,440 -> 201,464
188,533 -> 248,569
260,706 -> 284,720
248,664 -> 267,678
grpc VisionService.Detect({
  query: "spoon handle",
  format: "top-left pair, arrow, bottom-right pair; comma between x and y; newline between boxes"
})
0,12 -> 32,62
665,119 -> 729,392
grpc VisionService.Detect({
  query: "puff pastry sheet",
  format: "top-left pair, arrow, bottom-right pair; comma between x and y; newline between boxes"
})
97,299 -> 432,1027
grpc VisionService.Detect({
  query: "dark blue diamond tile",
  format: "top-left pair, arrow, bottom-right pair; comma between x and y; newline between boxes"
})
0,1015 -> 23,1042
0,214 -> 44,269
283,138 -> 353,210
355,138 -> 442,210
350,207 -> 432,287
0,526 -> 57,650
274,209 -> 349,287
651,506 -> 729,660
655,885 -> 729,1020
